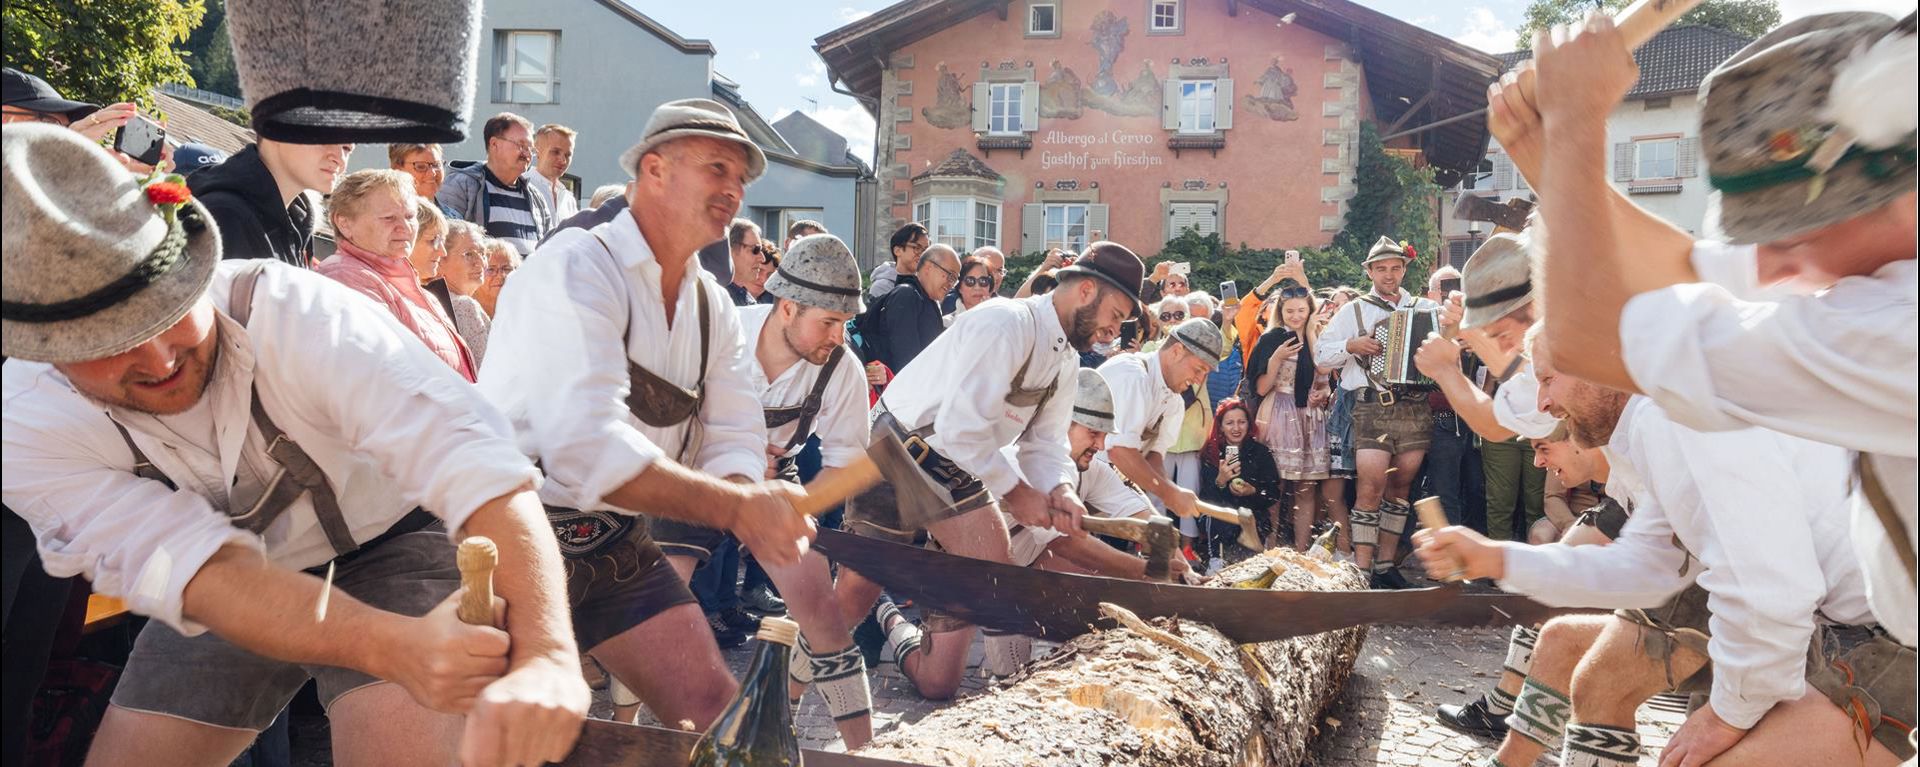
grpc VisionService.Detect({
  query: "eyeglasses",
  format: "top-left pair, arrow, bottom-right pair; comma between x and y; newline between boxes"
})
924,259 -> 956,282
1158,311 -> 1187,323
1279,286 -> 1311,299
405,161 -> 444,175
961,276 -> 993,288
488,264 -> 516,276
750,243 -> 779,263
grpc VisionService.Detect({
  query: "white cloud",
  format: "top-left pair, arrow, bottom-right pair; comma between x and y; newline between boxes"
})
795,73 -> 821,87
839,6 -> 872,22
775,104 -> 877,166
810,59 -> 828,74
1453,7 -> 1516,53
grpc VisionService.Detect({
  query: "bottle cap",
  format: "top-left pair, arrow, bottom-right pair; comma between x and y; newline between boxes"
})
755,616 -> 799,646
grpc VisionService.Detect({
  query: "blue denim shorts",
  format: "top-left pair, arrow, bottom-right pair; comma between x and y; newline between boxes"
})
1327,388 -> 1358,478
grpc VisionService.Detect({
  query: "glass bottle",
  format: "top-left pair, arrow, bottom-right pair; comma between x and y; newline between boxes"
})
688,616 -> 803,767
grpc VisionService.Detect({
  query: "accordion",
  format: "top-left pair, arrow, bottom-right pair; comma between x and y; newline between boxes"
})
1368,308 -> 1438,388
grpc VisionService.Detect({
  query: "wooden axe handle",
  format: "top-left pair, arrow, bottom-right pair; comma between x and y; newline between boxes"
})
1615,0 -> 1706,48
1080,515 -> 1149,542
791,455 -> 881,518
1412,497 -> 1466,583
1194,501 -> 1247,526
456,537 -> 498,627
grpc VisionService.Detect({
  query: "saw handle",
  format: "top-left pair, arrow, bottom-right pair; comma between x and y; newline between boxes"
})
1413,497 -> 1467,583
456,537 -> 498,627
790,455 -> 881,518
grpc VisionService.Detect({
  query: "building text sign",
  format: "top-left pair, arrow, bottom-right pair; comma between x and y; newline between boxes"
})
1039,129 -> 1166,171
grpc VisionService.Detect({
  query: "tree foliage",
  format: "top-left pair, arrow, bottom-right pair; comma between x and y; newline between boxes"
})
178,0 -> 240,97
3,0 -> 206,108
1516,0 -> 1780,48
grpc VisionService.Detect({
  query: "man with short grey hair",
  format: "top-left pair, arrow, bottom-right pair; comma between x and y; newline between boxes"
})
725,218 -> 774,307
438,112 -> 552,255
867,242 -> 959,372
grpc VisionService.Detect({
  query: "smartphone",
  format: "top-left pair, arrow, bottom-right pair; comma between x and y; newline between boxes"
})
1119,318 -> 1139,347
1438,277 -> 1462,295
1225,444 -> 1240,462
114,115 -> 166,167
1219,281 -> 1239,301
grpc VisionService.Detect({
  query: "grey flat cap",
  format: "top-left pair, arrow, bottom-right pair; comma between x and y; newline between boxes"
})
1169,317 -> 1224,367
1072,368 -> 1118,433
765,233 -> 863,314
1362,236 -> 1411,265
1460,233 -> 1534,331
2,124 -> 220,363
620,98 -> 768,182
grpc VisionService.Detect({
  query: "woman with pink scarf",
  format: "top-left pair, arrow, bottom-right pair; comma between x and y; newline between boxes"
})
316,169 -> 476,381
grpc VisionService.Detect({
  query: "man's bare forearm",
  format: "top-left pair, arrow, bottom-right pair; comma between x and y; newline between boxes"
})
1434,369 -> 1516,442
1052,536 -> 1147,579
458,486 -> 578,666
604,458 -> 746,530
1540,116 -> 1639,391
1108,447 -> 1175,505
181,545 -> 409,680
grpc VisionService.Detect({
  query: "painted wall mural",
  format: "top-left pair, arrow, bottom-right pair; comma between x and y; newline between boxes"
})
1082,11 -> 1160,118
1039,60 -> 1085,119
1246,58 -> 1301,122
922,62 -> 972,129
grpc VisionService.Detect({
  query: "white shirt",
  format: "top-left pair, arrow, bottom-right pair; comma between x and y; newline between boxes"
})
1500,397 -> 1873,729
1,262 -> 537,636
1006,452 -> 1154,566
1620,248 -> 1917,645
1491,364 -> 1560,439
477,210 -> 766,513
738,304 -> 871,467
1314,288 -> 1440,391
1097,351 -> 1183,457
528,172 -> 579,220
877,294 -> 1078,498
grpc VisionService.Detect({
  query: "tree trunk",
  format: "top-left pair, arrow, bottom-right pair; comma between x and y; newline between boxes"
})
857,548 -> 1368,766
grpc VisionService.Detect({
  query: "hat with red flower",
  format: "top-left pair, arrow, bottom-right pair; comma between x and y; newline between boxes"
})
2,123 -> 221,363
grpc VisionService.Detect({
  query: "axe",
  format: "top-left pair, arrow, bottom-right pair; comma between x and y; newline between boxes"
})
1452,194 -> 1535,233
1192,501 -> 1266,553
1081,516 -> 1180,582
789,428 -> 951,530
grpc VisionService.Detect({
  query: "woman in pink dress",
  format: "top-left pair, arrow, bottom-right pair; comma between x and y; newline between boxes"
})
1250,285 -> 1340,551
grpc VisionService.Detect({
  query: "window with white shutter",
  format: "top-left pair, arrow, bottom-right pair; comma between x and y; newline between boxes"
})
1168,202 -> 1218,236
1179,80 -> 1216,134
1635,138 -> 1678,180
1044,203 -> 1090,251
989,83 -> 1025,135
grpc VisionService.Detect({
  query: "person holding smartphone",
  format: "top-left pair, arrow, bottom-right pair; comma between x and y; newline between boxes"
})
2,68 -> 171,174
1198,398 -> 1281,566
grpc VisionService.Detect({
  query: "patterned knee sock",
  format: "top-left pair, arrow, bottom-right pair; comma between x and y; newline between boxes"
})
1351,506 -> 1381,554
1505,677 -> 1572,750
808,645 -> 873,722
1561,723 -> 1641,767
1486,626 -> 1540,716
1379,498 -> 1410,539
876,599 -> 923,661
979,629 -> 1032,678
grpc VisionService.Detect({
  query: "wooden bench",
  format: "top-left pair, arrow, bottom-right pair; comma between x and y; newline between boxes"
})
83,594 -> 129,635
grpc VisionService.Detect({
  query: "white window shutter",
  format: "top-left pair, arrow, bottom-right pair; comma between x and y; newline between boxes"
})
1613,142 -> 1636,182
1491,154 -> 1514,190
1020,82 -> 1039,132
1677,137 -> 1699,178
1022,203 -> 1046,251
1162,80 -> 1181,130
1086,204 -> 1110,240
972,83 -> 990,133
1213,78 -> 1233,130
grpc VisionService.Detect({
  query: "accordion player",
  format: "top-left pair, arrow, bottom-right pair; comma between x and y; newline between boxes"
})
1367,308 -> 1441,397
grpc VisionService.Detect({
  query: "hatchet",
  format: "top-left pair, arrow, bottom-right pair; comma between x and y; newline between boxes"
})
1452,194 -> 1535,233
1192,501 -> 1266,553
453,537 -> 930,767
788,428 -> 952,531
1081,515 -> 1180,582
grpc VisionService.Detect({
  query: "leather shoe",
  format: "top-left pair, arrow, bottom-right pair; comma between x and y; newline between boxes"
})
1436,697 -> 1510,739
742,583 -> 787,614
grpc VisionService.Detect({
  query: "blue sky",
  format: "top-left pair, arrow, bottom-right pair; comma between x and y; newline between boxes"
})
636,0 -> 1913,165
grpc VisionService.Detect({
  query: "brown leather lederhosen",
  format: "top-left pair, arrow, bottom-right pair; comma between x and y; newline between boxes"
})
110,263 -> 434,568
762,345 -> 848,483
545,231 -> 713,557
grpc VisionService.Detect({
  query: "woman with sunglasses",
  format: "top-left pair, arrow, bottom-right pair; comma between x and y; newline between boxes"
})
1249,283 -> 1346,553
945,255 -> 996,324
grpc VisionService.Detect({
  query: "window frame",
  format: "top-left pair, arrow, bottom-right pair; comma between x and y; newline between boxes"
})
1044,203 -> 1091,252
1634,137 -> 1679,181
1026,1 -> 1060,37
988,82 -> 1025,136
1178,79 -> 1216,135
1148,0 -> 1184,34
501,30 -> 559,105
917,196 -> 1001,252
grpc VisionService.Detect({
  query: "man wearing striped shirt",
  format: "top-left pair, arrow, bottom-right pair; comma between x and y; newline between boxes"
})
439,112 -> 553,255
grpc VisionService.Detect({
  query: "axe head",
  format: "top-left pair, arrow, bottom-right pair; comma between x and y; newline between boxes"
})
1452,193 -> 1534,233
1138,516 -> 1178,581
863,428 -> 954,531
1232,507 -> 1265,553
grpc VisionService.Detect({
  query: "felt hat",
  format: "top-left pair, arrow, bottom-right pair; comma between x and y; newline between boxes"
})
620,98 -> 768,182
1071,368 -> 1119,433
1,68 -> 97,123
765,233 -> 863,314
225,0 -> 482,143
2,124 -> 221,363
1168,317 -> 1224,367
1362,236 -> 1412,265
1052,241 -> 1147,314
1700,12 -> 1917,245
1460,233 -> 1533,331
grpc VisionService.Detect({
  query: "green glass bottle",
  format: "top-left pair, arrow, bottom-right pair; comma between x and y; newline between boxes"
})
688,616 -> 803,767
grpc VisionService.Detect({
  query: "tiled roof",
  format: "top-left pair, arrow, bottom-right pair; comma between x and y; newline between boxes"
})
152,91 -> 254,155
911,149 -> 1000,181
1500,24 -> 1753,99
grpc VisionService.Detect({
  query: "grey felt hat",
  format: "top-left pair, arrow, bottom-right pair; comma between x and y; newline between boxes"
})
1361,236 -> 1411,265
765,233 -> 864,314
1699,12 -> 1917,245
2,124 -> 221,363
1072,368 -> 1118,433
226,0 -> 482,143
620,99 -> 768,182
1460,233 -> 1534,331
1169,318 -> 1224,367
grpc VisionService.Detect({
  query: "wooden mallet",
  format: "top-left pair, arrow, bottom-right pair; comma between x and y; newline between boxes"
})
456,536 -> 499,627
